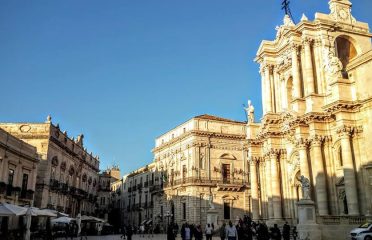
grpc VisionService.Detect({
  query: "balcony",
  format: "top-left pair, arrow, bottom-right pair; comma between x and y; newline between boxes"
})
49,179 -> 60,191
137,184 -> 142,191
163,177 -> 248,191
132,185 -> 137,191
144,181 -> 149,187
149,185 -> 163,193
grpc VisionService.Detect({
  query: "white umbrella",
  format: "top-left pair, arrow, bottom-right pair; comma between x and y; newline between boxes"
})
33,208 -> 57,217
76,213 -> 82,236
51,216 -> 74,225
0,203 -> 27,216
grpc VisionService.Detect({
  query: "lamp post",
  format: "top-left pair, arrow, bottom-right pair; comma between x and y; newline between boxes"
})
165,211 -> 173,231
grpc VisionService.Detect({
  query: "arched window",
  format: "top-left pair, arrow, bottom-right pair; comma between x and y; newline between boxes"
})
335,37 -> 357,78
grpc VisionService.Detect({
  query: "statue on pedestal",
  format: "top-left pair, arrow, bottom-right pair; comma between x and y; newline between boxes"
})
300,175 -> 311,200
208,193 -> 215,210
244,100 -> 255,123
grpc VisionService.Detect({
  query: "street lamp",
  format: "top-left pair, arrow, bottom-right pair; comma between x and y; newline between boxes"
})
165,211 -> 173,230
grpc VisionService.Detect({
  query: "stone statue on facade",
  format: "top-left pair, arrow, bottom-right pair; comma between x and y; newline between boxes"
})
208,193 -> 215,210
300,175 -> 311,200
323,48 -> 343,78
244,100 -> 255,123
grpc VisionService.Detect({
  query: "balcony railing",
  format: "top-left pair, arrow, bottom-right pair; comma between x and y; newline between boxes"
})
163,177 -> 248,188
149,185 -> 163,193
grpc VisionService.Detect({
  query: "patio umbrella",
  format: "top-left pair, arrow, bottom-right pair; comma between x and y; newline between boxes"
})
0,203 -> 27,216
76,213 -> 81,236
51,216 -> 74,225
33,208 -> 57,217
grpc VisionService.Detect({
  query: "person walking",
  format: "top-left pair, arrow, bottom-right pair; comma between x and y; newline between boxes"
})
194,225 -> 203,240
270,224 -> 281,240
219,223 -> 226,240
282,222 -> 290,240
167,223 -> 175,240
225,221 -> 238,240
292,226 -> 298,240
181,223 -> 192,240
205,223 -> 213,240
126,225 -> 133,240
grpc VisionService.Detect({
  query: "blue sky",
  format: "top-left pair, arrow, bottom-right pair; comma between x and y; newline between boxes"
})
1,0 -> 371,175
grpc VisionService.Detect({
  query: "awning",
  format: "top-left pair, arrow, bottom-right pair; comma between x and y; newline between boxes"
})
81,215 -> 105,223
140,220 -> 147,225
0,203 -> 27,216
51,217 -> 75,224
146,219 -> 153,225
29,207 -> 57,217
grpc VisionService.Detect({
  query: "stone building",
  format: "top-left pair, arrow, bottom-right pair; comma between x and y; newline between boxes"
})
248,0 -> 372,238
122,163 -> 157,227
151,114 -> 249,228
0,116 -> 100,217
0,128 -> 39,205
97,166 -> 121,220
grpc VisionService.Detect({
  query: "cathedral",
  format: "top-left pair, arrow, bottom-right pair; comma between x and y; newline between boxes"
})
120,1 -> 372,239
247,0 -> 372,237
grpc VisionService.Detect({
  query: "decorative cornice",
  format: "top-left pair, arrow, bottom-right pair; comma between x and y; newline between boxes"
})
323,100 -> 362,113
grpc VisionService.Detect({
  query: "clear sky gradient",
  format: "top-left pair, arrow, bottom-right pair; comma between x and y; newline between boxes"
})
1,0 -> 371,175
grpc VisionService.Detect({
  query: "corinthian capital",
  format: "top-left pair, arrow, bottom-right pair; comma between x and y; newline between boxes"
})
302,36 -> 313,46
310,135 -> 325,147
295,138 -> 310,149
336,125 -> 354,138
290,43 -> 300,52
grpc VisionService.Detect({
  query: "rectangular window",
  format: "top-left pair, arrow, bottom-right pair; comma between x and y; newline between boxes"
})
182,202 -> 186,220
182,165 -> 187,179
161,205 -> 163,220
7,169 -> 14,196
222,164 -> 231,183
21,174 -> 28,198
224,202 -> 231,220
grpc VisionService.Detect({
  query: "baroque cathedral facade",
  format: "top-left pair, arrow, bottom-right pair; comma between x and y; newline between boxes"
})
119,1 -> 372,238
248,0 -> 372,231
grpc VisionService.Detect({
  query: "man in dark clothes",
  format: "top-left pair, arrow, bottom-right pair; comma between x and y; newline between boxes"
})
126,225 -> 133,240
270,224 -> 281,240
167,223 -> 175,240
282,222 -> 290,240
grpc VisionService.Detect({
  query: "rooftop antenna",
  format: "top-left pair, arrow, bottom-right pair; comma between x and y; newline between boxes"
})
282,0 -> 294,22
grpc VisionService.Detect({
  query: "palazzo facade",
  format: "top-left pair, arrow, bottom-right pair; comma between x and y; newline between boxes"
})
0,116 -> 100,217
248,0 -> 372,237
151,114 -> 249,227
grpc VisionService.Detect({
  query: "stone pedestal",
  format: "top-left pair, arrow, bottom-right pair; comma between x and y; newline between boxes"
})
206,209 -> 218,227
297,199 -> 321,240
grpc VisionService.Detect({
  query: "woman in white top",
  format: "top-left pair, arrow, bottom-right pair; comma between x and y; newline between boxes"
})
225,221 -> 238,240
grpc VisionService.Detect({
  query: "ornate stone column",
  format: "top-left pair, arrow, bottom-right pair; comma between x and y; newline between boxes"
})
264,65 -> 273,113
297,139 -> 311,180
270,150 -> 282,219
291,43 -> 302,99
250,157 -> 260,220
310,135 -> 329,215
260,67 -> 267,114
302,37 -> 315,95
265,156 -> 274,219
337,126 -> 360,215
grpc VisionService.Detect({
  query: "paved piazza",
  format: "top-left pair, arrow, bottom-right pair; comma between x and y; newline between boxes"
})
57,235 -> 224,240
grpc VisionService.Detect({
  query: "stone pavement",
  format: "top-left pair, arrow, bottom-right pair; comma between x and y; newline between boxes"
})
57,234 -> 224,239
